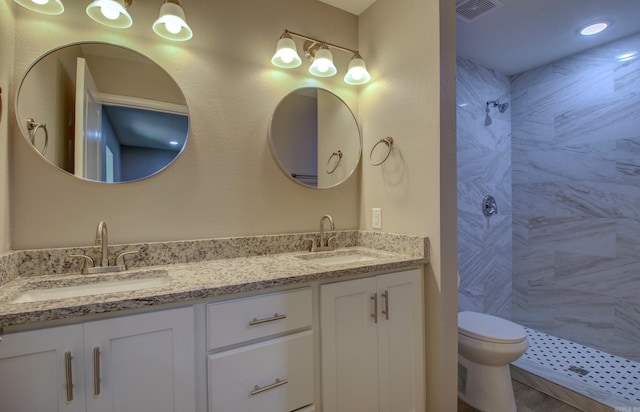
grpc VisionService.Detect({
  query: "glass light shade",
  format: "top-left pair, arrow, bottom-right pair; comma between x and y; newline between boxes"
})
153,1 -> 193,41
271,35 -> 302,68
344,54 -> 371,85
86,0 -> 132,29
309,46 -> 337,77
14,0 -> 64,15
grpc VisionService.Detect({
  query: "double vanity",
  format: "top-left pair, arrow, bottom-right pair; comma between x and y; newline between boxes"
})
0,229 -> 428,412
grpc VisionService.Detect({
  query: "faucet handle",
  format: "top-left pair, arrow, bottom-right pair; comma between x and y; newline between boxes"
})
115,250 -> 139,270
327,236 -> 337,250
304,238 -> 318,252
69,254 -> 95,274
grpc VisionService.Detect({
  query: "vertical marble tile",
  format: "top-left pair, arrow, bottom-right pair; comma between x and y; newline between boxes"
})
457,56 -> 512,316
511,30 -> 640,362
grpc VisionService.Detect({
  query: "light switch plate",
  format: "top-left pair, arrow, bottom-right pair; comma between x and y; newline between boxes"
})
372,208 -> 382,229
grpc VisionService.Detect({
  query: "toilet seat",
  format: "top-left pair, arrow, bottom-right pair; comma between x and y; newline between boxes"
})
458,311 -> 526,344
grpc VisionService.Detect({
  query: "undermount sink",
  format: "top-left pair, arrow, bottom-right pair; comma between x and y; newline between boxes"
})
11,270 -> 170,304
297,250 -> 379,266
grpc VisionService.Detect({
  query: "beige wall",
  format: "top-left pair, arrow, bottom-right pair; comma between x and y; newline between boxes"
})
358,0 -> 457,410
10,0 -> 360,249
7,0 -> 458,408
0,0 -> 15,253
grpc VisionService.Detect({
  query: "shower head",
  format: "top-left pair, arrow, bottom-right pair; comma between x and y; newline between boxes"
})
487,100 -> 509,113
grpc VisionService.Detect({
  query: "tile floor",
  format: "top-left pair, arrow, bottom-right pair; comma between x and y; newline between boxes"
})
458,380 -> 582,412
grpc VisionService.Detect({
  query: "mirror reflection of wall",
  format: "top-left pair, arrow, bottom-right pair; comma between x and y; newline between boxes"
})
269,88 -> 361,189
17,42 -> 189,184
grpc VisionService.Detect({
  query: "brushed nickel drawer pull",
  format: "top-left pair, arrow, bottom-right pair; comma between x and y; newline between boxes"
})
93,347 -> 101,396
250,378 -> 288,396
371,293 -> 378,324
64,352 -> 73,402
382,290 -> 390,320
249,313 -> 287,326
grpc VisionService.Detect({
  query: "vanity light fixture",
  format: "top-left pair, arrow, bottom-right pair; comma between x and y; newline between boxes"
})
86,0 -> 133,29
271,29 -> 371,85
14,0 -> 64,15
152,0 -> 193,42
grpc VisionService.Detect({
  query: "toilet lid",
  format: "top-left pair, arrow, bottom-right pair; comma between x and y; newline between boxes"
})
458,311 -> 527,344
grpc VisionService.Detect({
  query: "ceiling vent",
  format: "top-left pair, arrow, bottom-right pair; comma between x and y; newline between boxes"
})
456,0 -> 503,22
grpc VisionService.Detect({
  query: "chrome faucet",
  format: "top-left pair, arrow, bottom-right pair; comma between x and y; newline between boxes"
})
69,221 -> 138,274
96,221 -> 110,267
306,215 -> 336,252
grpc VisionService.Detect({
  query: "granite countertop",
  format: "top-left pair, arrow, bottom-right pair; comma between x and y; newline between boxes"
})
0,247 -> 425,329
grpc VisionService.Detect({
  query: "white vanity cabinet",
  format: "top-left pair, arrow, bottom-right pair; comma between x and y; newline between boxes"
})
0,324 -> 86,412
0,307 -> 195,412
320,268 -> 424,412
206,287 -> 314,412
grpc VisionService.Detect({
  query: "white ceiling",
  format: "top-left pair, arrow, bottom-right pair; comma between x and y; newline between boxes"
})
320,0 -> 640,76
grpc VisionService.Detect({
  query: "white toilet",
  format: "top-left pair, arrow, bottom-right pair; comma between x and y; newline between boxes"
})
458,311 -> 529,412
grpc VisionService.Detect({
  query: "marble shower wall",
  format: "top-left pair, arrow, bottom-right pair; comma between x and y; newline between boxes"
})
457,56 -> 513,318
511,32 -> 640,362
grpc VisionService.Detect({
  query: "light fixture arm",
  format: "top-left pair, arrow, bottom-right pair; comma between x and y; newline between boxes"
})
284,29 -> 360,56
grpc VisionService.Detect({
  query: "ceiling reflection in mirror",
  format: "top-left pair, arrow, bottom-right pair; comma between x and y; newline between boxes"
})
17,42 -> 189,183
269,88 -> 361,189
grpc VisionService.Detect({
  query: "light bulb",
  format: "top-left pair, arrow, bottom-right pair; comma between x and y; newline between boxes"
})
271,33 -> 301,68
14,0 -> 64,15
153,1 -> 193,41
164,17 -> 182,34
101,3 -> 120,19
308,46 -> 337,77
86,0 -> 132,28
344,53 -> 371,85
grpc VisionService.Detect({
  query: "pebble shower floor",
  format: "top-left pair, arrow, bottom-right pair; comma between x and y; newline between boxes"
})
523,328 -> 640,403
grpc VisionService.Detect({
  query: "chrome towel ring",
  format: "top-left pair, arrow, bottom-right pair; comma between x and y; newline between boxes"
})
326,150 -> 343,174
27,118 -> 48,156
369,136 -> 393,166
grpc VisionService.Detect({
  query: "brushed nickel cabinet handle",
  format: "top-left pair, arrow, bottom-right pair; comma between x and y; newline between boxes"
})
93,347 -> 101,396
382,290 -> 390,320
249,313 -> 287,326
371,293 -> 378,324
249,378 -> 288,396
65,352 -> 73,402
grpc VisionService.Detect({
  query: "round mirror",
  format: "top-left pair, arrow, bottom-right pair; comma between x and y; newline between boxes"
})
269,88 -> 361,189
16,42 -> 189,183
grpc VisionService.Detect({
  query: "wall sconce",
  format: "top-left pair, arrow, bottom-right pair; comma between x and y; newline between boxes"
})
152,0 -> 193,42
14,0 -> 64,15
86,0 -> 133,29
271,29 -> 371,86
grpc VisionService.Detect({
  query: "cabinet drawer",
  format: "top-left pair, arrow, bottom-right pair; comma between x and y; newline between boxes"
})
207,330 -> 313,412
206,288 -> 311,350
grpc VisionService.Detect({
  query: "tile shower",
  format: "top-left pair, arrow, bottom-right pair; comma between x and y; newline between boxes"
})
457,31 -> 640,406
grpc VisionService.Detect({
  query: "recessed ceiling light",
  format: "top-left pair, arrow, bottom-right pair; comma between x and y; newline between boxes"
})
580,22 -> 609,36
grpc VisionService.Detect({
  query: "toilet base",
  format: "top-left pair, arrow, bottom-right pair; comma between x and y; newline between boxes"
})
458,354 -> 516,412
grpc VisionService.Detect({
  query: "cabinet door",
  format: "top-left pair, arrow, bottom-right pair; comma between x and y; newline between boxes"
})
0,324 -> 86,412
83,307 -> 195,412
320,277 -> 379,412
377,269 -> 424,412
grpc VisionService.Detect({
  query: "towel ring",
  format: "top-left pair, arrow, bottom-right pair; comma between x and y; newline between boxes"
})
27,118 -> 49,156
326,150 -> 343,174
369,137 -> 393,166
